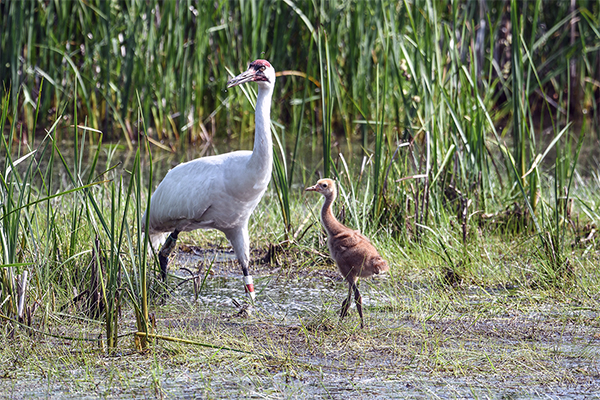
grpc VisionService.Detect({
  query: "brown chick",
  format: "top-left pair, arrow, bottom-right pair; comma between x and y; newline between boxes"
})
306,178 -> 389,328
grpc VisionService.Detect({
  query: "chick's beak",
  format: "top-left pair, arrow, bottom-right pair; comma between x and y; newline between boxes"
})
305,185 -> 318,192
227,68 -> 256,88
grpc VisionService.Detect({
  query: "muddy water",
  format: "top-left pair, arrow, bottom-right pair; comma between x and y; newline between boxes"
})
169,247 -> 390,321
2,247 -> 598,399
153,248 -> 600,399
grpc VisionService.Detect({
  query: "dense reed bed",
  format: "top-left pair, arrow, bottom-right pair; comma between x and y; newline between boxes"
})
1,1 -> 600,396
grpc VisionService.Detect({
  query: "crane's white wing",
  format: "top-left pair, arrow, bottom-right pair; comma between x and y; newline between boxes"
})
145,150 -> 269,236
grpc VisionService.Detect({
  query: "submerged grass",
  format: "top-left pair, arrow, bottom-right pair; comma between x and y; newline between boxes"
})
0,260 -> 598,398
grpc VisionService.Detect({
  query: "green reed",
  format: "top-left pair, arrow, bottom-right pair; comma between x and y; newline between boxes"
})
0,92 -> 30,322
1,0 -> 600,320
0,83 -> 158,350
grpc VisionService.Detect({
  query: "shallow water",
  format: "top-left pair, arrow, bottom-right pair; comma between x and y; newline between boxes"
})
156,249 -> 599,399
170,248 -> 391,322
2,248 -> 599,399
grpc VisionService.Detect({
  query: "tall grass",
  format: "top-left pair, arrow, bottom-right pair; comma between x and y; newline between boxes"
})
1,0 -> 600,346
0,92 -> 34,323
0,85 -> 157,350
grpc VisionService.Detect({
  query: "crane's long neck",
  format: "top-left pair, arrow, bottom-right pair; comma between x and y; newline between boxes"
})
248,85 -> 273,175
321,190 -> 346,236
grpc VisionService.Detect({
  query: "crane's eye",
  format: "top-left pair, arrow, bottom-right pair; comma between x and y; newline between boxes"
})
260,66 -> 266,71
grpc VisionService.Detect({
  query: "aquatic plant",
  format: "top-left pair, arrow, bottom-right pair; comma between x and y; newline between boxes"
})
0,0 -> 599,362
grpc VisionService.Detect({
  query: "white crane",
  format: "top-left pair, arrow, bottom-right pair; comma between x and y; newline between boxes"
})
144,59 -> 276,302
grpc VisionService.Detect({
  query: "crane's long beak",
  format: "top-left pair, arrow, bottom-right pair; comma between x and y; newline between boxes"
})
305,185 -> 318,192
227,68 -> 256,88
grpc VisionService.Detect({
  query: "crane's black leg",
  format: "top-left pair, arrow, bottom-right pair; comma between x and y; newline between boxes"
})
352,281 -> 364,328
340,283 -> 353,320
158,230 -> 179,281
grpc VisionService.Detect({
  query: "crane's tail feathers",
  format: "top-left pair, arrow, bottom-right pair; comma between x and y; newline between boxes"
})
145,232 -> 169,255
376,258 -> 390,274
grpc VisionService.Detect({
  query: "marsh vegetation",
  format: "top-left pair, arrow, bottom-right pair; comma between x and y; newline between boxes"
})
1,0 -> 600,397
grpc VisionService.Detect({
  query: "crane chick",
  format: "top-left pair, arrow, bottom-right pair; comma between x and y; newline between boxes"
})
144,60 -> 276,303
306,178 -> 389,328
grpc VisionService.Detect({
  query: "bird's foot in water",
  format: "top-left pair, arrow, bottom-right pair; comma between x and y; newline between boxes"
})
231,298 -> 254,318
235,303 -> 254,318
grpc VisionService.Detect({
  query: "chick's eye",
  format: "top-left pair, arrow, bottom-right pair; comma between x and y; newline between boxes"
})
322,183 -> 328,188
